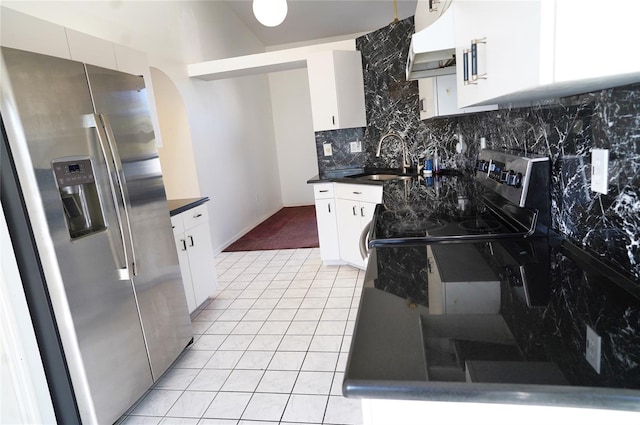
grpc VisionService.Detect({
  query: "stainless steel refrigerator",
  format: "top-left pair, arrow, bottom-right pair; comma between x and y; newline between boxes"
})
1,47 -> 193,424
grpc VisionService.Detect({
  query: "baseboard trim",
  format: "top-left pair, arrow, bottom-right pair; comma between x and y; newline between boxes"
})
216,205 -> 283,253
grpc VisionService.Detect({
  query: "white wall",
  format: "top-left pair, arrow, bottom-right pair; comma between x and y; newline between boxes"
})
269,68 -> 318,206
1,1 -> 283,252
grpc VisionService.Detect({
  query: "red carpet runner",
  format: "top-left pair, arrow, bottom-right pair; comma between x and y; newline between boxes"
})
223,206 -> 319,252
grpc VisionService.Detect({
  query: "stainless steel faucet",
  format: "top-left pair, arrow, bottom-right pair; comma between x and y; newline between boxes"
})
376,131 -> 411,173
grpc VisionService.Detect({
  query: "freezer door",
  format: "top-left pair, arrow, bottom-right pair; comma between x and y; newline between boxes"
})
1,47 -> 153,424
85,64 -> 193,380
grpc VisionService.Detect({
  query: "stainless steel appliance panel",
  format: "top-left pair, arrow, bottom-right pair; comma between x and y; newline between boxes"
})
1,47 -> 153,424
84,65 -> 192,379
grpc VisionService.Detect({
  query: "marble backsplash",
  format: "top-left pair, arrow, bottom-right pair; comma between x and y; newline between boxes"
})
314,17 -> 640,285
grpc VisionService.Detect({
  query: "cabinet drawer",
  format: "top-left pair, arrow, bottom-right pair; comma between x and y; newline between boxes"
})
335,183 -> 382,203
182,204 -> 209,231
313,183 -> 335,199
170,215 -> 184,236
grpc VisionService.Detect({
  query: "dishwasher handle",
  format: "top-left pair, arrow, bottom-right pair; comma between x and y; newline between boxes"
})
359,221 -> 372,260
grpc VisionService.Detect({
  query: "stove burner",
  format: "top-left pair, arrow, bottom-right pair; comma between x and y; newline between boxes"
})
389,218 -> 447,234
458,219 -> 503,234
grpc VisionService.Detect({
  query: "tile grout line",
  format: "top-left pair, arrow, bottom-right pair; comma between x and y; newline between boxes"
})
123,248 -> 362,424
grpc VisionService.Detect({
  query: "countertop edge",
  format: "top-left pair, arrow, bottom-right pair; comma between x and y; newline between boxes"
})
344,253 -> 640,412
168,197 -> 210,216
307,175 -> 384,186
343,377 -> 640,411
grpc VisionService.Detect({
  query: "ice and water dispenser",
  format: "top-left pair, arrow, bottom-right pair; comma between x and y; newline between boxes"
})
52,158 -> 106,239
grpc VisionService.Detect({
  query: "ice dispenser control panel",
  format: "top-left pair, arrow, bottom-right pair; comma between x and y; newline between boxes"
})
53,158 -> 95,186
53,158 -> 106,239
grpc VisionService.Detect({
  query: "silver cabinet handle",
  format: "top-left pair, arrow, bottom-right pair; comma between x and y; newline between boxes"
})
328,203 -> 331,213
181,239 -> 187,251
360,206 -> 365,217
319,189 -> 329,193
100,114 -> 137,277
352,206 -> 357,216
188,235 -> 194,247
89,114 -> 130,280
353,191 -> 362,195
463,49 -> 471,85
194,213 -> 202,218
471,38 -> 487,81
332,115 -> 335,125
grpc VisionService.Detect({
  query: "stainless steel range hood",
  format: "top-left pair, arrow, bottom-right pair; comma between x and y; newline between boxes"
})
406,6 -> 456,81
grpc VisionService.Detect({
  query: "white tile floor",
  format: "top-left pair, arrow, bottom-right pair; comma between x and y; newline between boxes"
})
120,248 -> 365,425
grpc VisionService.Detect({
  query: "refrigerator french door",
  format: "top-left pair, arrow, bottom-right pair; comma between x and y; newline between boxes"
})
1,47 -> 193,424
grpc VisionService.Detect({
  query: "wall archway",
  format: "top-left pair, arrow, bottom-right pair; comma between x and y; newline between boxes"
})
151,66 -> 200,199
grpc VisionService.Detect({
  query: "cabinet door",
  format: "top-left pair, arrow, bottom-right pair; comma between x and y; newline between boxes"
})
554,0 -> 640,83
358,201 -> 377,228
454,0 -> 543,107
336,198 -> 365,269
333,51 -> 367,130
307,51 -> 339,131
174,233 -> 196,313
66,29 -> 118,70
418,78 -> 437,120
185,223 -> 217,308
307,50 -> 366,131
315,199 -> 341,263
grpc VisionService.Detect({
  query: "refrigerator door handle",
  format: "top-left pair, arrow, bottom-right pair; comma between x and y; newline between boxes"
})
99,113 -> 138,277
86,114 -> 131,280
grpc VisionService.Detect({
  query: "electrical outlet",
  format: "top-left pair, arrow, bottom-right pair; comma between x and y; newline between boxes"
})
591,149 -> 609,194
323,142 -> 333,156
585,325 -> 601,374
350,141 -> 362,153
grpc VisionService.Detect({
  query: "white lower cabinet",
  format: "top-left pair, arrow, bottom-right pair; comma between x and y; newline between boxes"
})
313,183 -> 341,264
171,203 -> 217,314
335,183 -> 383,270
312,182 -> 382,269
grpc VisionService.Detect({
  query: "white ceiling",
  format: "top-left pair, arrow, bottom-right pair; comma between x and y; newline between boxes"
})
223,0 -> 418,47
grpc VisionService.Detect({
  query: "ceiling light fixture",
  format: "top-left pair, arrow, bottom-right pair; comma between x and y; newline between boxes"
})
253,0 -> 288,27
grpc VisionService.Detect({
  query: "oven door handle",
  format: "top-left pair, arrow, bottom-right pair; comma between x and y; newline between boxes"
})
359,221 -> 372,260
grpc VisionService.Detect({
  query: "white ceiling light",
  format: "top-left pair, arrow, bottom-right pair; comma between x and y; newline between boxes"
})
253,0 -> 288,27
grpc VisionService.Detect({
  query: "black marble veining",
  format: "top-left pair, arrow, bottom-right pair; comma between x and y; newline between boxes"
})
313,16 -> 640,404
313,16 -> 640,286
314,128 -> 365,172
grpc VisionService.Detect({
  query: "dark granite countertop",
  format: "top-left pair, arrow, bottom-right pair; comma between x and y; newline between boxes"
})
167,197 -> 210,216
343,175 -> 640,411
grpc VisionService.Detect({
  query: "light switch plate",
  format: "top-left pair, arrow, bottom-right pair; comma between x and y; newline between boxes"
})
585,325 -> 602,374
323,143 -> 333,156
350,141 -> 362,153
591,148 -> 609,194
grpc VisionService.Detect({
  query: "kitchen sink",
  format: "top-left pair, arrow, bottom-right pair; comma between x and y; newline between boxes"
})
347,170 -> 415,182
363,174 -> 413,181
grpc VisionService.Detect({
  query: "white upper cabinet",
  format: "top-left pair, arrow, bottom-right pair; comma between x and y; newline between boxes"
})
414,0 -> 452,32
307,50 -> 367,132
419,74 -> 497,119
0,8 -> 71,59
454,0 -> 640,107
66,29 -> 118,70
